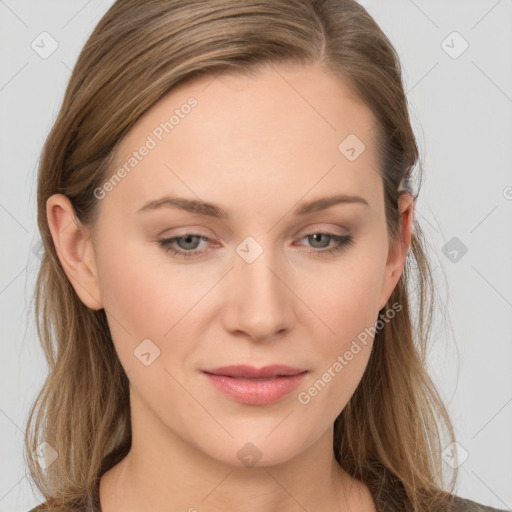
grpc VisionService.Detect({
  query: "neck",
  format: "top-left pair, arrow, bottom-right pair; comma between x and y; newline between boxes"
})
99,388 -> 374,512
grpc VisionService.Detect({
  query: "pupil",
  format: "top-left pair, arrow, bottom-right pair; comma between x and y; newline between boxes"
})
311,233 -> 328,248
181,235 -> 199,249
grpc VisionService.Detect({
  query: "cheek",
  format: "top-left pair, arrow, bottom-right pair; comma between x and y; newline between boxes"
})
94,234 -> 209,369
301,252 -> 386,343
294,248 -> 387,414
98,229 -> 200,318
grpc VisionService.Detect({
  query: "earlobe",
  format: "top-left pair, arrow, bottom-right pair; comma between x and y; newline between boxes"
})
46,194 -> 103,310
377,193 -> 414,311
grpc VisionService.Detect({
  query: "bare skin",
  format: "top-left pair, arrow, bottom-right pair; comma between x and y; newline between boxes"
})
47,61 -> 413,511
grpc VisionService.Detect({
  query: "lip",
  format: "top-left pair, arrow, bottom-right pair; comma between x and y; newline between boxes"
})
202,365 -> 307,379
201,365 -> 308,405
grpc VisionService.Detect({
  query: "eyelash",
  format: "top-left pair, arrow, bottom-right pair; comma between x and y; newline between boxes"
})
157,232 -> 354,259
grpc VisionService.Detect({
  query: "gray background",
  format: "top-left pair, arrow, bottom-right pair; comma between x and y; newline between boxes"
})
1,0 -> 511,510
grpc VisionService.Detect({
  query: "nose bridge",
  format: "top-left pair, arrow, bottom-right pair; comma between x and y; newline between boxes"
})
226,236 -> 293,340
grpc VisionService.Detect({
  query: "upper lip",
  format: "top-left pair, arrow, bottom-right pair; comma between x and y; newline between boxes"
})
202,365 -> 307,379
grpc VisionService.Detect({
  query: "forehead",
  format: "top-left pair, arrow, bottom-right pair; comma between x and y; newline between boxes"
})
104,62 -> 382,217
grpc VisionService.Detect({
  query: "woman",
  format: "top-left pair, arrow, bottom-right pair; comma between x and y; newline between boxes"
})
25,1 -> 508,511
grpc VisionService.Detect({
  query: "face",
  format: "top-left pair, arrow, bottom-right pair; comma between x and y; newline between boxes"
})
49,61 -> 411,468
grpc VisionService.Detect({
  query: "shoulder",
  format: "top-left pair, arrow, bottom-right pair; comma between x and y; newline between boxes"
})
450,495 -> 510,512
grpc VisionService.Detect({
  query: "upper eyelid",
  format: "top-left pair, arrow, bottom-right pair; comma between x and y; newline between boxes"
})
160,222 -> 349,239
161,229 -> 348,247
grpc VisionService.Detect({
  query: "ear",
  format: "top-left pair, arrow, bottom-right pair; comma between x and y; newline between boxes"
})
377,193 -> 414,311
46,194 -> 103,310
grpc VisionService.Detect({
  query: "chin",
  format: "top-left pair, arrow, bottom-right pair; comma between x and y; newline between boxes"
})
196,428 -> 311,469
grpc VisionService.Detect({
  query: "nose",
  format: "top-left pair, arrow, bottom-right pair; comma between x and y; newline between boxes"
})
222,245 -> 294,343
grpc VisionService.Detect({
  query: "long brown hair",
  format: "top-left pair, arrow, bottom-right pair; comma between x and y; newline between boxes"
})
26,1 -> 459,510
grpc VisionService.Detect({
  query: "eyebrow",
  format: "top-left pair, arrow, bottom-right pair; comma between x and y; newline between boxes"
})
137,193 -> 369,218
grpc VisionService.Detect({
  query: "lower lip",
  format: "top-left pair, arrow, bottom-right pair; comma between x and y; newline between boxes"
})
202,372 -> 308,405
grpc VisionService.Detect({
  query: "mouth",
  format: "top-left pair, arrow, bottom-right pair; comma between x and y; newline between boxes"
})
201,365 -> 308,405
202,364 -> 307,379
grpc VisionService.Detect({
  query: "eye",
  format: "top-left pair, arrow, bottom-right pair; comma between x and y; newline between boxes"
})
157,233 -> 210,259
296,233 -> 354,256
157,231 -> 354,259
